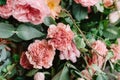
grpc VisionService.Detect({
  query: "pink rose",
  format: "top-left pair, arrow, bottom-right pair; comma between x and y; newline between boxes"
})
0,0 -> 13,18
13,0 -> 50,25
59,42 -> 80,63
34,72 -> 45,80
20,52 -> 33,69
109,11 -> 120,23
47,23 -> 74,51
25,40 -> 55,69
103,0 -> 113,8
74,0 -> 99,7
88,40 -> 108,68
110,39 -> 120,62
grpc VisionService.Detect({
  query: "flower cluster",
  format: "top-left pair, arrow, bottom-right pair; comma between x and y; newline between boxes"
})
0,0 -> 61,24
0,0 -> 120,80
20,23 -> 80,69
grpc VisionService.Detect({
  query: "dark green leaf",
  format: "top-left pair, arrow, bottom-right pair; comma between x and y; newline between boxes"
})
52,65 -> 70,80
16,24 -> 44,40
72,3 -> 87,21
103,27 -> 119,39
26,69 -> 39,77
0,23 -> 15,38
114,60 -> 120,72
0,0 -> 6,5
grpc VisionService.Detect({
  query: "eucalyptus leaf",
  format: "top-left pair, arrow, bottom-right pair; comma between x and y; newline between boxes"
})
44,17 -> 57,26
52,65 -> 70,80
16,24 -> 44,40
0,59 -> 11,74
0,23 -> 15,38
96,73 -> 108,80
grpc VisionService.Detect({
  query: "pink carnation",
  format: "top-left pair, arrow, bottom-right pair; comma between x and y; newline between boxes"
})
59,42 -> 80,63
110,39 -> 120,62
74,0 -> 99,7
26,40 -> 55,69
20,52 -> 33,69
88,40 -> 108,68
34,72 -> 45,80
0,0 -> 13,18
47,23 -> 74,51
13,0 -> 50,25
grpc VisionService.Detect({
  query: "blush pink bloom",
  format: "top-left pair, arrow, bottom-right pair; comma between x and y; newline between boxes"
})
13,0 -> 50,25
110,39 -> 120,62
109,11 -> 120,23
59,42 -> 80,63
88,40 -> 108,68
25,40 -> 55,69
34,72 -> 45,80
20,52 -> 33,69
103,0 -> 113,8
74,0 -> 99,7
47,23 -> 74,51
116,0 -> 120,10
0,0 -> 13,18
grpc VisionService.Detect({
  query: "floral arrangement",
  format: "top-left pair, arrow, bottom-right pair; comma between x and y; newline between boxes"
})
0,0 -> 120,80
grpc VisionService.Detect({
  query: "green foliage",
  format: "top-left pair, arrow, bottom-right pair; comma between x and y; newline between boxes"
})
72,3 -> 88,21
114,60 -> 120,72
0,23 -> 15,38
16,24 -> 44,40
44,17 -> 57,26
103,27 -> 120,39
52,64 -> 70,80
26,69 -> 39,77
0,0 -> 6,5
94,73 -> 108,80
74,36 -> 86,49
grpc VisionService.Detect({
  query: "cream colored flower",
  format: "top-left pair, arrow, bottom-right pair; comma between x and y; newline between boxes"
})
46,0 -> 61,18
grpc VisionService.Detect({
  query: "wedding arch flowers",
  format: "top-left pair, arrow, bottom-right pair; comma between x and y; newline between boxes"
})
0,0 -> 120,80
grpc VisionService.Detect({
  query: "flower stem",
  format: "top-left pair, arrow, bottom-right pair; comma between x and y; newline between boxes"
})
62,9 -> 104,58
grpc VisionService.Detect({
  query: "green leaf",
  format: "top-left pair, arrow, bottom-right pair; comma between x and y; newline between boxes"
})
106,51 -> 114,60
0,23 -> 15,38
0,59 -> 11,74
103,27 -> 119,40
7,64 -> 15,74
0,76 -> 6,80
0,45 -> 10,62
96,73 -> 108,80
26,69 -> 39,77
92,64 -> 102,73
16,24 -> 44,40
52,65 -> 70,80
0,0 -> 6,5
72,3 -> 88,21
43,17 -> 57,26
74,36 -> 86,49
114,60 -> 120,72
95,0 -> 104,12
